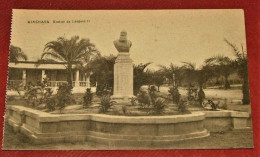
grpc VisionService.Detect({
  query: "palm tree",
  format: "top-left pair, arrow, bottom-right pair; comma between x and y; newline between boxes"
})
39,36 -> 99,85
133,62 -> 152,95
224,39 -> 250,104
182,62 -> 215,106
159,63 -> 184,87
205,55 -> 234,89
9,45 -> 28,63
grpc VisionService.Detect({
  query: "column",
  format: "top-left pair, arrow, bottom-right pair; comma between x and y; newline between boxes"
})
75,70 -> 79,87
86,76 -> 90,87
41,70 -> 46,82
22,69 -> 26,86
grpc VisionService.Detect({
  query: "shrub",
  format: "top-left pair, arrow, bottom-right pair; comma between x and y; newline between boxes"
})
137,90 -> 166,115
99,96 -> 116,113
46,96 -> 56,111
198,88 -> 206,107
8,80 -> 23,95
130,97 -> 137,106
186,87 -> 198,101
168,86 -> 181,104
137,91 -> 151,108
83,88 -> 93,108
178,99 -> 189,113
56,83 -> 75,113
152,98 -> 166,114
96,85 -> 112,97
24,84 -> 41,107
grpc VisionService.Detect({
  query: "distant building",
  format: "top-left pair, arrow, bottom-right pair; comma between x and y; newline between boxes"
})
8,61 -> 96,93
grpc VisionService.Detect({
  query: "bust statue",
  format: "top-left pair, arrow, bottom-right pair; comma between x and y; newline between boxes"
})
114,30 -> 132,52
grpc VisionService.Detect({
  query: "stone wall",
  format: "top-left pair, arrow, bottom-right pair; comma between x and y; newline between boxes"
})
5,106 -> 251,148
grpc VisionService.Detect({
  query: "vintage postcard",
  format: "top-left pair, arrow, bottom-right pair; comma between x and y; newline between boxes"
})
3,9 -> 253,150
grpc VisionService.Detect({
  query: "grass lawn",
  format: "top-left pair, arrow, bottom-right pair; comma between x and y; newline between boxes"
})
2,122 -> 254,150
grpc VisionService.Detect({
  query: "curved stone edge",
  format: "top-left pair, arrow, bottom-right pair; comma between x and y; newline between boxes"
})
5,105 -> 251,146
86,129 -> 210,148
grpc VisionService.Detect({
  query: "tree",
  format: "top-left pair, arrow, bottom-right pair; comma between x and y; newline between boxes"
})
224,39 -> 250,104
39,36 -> 99,85
133,63 -> 151,95
9,45 -> 28,63
182,62 -> 215,106
152,71 -> 165,92
205,55 -> 234,89
85,55 -> 116,96
159,63 -> 183,87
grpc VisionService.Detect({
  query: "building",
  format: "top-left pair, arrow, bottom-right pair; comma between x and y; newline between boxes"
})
7,61 -> 96,94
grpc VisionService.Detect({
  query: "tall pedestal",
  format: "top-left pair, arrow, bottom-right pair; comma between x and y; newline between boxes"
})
112,53 -> 134,101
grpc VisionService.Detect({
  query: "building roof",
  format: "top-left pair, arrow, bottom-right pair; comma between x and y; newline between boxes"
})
8,61 -> 78,70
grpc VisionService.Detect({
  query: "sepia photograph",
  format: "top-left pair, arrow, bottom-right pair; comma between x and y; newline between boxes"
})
2,9 -> 253,150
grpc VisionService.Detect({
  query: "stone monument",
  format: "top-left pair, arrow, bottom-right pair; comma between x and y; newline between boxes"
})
112,30 -> 134,101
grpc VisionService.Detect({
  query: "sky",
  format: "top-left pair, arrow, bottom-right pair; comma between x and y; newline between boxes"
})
11,9 -> 247,70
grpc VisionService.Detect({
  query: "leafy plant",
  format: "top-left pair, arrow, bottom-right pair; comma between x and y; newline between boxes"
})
168,86 -> 181,104
134,62 -> 152,95
46,96 -> 56,111
137,91 -> 151,108
197,87 -> 206,107
130,97 -> 137,106
83,88 -> 93,108
99,96 -> 116,113
9,45 -> 28,63
23,84 -> 41,107
137,90 -> 166,115
152,98 -> 166,114
177,99 -> 189,114
56,83 -> 75,113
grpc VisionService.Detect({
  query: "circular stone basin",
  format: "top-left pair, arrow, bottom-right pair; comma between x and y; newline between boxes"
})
88,112 -> 209,148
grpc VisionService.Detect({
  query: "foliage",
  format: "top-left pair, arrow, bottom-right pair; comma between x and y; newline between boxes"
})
96,85 -> 113,97
56,83 -> 75,113
99,96 -> 116,113
168,86 -> 181,104
9,45 -> 28,63
204,39 -> 250,104
134,62 -> 152,95
151,71 -> 165,91
159,63 -> 184,86
39,36 -> 99,85
46,96 -> 56,111
83,88 -> 93,108
8,80 -> 24,95
130,97 -> 137,106
152,98 -> 166,114
85,55 -> 115,96
137,89 -> 166,115
186,87 -> 198,101
197,87 -> 206,107
137,91 -> 151,108
23,83 -> 41,107
177,99 -> 189,114
224,39 -> 250,104
205,55 -> 234,89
